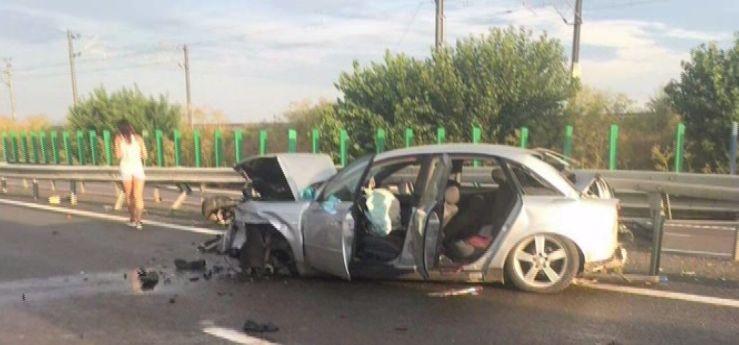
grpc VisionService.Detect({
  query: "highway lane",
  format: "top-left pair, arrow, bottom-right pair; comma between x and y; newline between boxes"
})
1,202 -> 738,345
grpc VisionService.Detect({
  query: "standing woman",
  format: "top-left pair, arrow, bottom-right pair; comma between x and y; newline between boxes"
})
114,120 -> 147,230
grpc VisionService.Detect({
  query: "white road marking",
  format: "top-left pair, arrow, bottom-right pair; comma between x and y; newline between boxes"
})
0,197 -> 222,236
576,281 -> 739,309
662,248 -> 732,257
202,327 -> 279,345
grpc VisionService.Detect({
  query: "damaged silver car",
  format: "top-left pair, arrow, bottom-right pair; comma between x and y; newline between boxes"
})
222,145 -> 624,293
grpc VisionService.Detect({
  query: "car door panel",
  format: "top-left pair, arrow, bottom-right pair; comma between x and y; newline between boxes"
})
302,201 -> 355,280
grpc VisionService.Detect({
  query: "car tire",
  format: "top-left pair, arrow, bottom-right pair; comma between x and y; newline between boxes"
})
505,234 -> 580,294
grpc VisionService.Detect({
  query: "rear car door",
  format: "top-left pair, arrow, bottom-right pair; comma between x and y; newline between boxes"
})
409,154 -> 451,278
302,156 -> 372,280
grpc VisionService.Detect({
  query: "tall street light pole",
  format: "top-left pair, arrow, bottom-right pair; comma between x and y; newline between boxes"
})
2,59 -> 17,121
435,0 -> 444,49
67,30 -> 80,106
571,0 -> 583,78
183,44 -> 193,128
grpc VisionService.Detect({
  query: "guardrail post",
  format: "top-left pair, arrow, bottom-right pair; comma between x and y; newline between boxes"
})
730,121 -> 737,175
436,127 -> 445,144
339,129 -> 348,167
173,129 -> 181,167
103,130 -> 112,165
519,127 -> 529,149
50,131 -> 59,164
648,192 -> 666,276
311,128 -> 319,153
405,128 -> 414,147
193,130 -> 202,168
674,123 -> 685,173
155,129 -> 164,167
30,132 -> 39,163
20,131 -> 29,163
32,179 -> 39,200
88,130 -> 97,165
1,132 -> 7,163
375,128 -> 386,154
288,129 -> 297,153
563,125 -> 573,158
214,129 -> 223,167
233,129 -> 243,163
39,132 -> 48,164
76,130 -> 85,165
608,124 -> 619,170
733,224 -> 739,262
62,131 -> 72,165
258,130 -> 268,155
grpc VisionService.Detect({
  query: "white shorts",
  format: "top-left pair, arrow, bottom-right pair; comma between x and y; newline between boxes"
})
120,164 -> 145,181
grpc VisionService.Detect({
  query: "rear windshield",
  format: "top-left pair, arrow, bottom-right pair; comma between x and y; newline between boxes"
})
237,157 -> 294,201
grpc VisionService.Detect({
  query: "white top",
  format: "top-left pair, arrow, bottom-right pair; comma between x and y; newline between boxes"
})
118,136 -> 144,174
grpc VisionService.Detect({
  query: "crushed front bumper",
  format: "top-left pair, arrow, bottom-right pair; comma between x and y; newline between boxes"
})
584,245 -> 627,273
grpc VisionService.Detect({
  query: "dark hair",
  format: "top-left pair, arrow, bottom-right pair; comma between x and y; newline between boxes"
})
117,120 -> 135,143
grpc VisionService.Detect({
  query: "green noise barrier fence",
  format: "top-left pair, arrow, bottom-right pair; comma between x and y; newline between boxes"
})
1,123 -> 734,172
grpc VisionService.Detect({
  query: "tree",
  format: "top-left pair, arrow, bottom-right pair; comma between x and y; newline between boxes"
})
67,86 -> 181,136
664,35 -> 739,172
319,27 -> 576,158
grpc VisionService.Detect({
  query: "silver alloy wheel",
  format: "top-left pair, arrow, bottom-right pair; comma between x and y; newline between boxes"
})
511,235 -> 569,289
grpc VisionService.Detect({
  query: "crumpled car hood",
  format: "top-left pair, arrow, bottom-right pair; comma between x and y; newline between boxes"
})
235,153 -> 337,200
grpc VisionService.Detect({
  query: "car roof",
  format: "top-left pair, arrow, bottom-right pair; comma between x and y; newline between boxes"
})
375,143 -> 534,161
374,144 -> 578,198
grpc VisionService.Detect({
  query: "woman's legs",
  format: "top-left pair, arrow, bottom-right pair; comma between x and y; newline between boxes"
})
122,178 -> 135,222
132,177 -> 145,223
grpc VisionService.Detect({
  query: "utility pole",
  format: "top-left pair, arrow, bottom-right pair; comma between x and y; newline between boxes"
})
435,0 -> 444,49
183,44 -> 193,128
2,59 -> 17,121
570,0 -> 583,78
67,30 -> 80,106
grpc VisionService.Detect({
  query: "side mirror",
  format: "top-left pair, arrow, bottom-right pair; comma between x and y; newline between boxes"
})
301,187 -> 316,201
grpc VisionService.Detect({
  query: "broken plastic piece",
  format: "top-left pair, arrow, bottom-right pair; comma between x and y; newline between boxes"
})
242,320 -> 279,333
428,286 -> 482,297
174,259 -> 206,271
136,268 -> 159,291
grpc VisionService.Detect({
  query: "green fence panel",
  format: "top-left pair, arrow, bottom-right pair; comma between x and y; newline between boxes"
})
214,129 -> 223,167
20,132 -> 29,163
563,125 -> 573,158
519,127 -> 529,149
258,130 -> 268,155
10,132 -> 19,163
472,126 -> 482,167
339,129 -> 348,167
173,129 -> 181,167
76,130 -> 85,165
50,131 -> 59,164
311,128 -> 319,153
193,130 -> 202,168
39,132 -> 48,164
88,130 -> 98,165
404,128 -> 414,148
62,131 -> 72,165
289,129 -> 299,153
1,132 -> 7,163
30,132 -> 40,163
375,128 -> 386,154
102,130 -> 112,165
674,123 -> 685,173
155,129 -> 164,167
233,129 -> 243,163
436,127 -> 445,144
608,124 -> 619,170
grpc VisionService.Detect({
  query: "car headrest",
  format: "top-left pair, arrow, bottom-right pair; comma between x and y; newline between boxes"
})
445,184 -> 460,205
491,167 -> 507,184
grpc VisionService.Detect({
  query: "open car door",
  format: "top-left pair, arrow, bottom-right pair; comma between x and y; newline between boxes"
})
409,154 -> 451,278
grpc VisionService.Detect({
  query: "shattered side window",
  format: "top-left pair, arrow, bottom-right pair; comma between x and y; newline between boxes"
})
319,155 -> 372,202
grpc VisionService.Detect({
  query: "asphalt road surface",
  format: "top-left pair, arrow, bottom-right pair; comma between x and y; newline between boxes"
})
1,202 -> 738,345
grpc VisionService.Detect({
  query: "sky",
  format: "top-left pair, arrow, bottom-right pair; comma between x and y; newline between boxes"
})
0,0 -> 736,124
